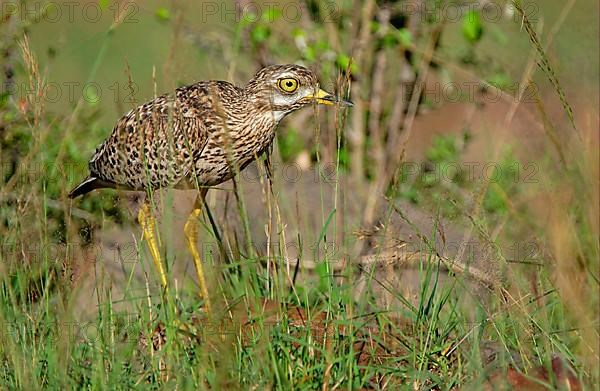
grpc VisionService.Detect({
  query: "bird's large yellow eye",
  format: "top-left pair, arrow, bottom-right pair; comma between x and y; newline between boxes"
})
277,78 -> 299,93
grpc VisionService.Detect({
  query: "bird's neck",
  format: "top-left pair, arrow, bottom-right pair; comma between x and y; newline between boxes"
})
228,95 -> 280,148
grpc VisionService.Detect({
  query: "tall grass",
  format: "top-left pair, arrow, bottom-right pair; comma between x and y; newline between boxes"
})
0,1 -> 598,389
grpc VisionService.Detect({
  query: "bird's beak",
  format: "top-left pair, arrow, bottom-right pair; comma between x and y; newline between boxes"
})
305,88 -> 353,107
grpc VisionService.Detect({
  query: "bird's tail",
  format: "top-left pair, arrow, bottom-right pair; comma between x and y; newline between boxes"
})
68,176 -> 102,199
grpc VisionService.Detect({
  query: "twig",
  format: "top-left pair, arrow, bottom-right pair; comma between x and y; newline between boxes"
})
348,0 -> 376,182
361,7 -> 391,226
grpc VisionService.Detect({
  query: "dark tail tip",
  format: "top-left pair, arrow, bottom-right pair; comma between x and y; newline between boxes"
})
68,176 -> 100,199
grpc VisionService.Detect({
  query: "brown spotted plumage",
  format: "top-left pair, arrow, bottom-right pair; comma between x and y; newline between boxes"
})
69,64 -> 350,197
68,64 -> 351,311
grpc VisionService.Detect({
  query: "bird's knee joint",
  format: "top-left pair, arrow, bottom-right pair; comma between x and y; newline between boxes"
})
184,220 -> 198,240
184,209 -> 202,238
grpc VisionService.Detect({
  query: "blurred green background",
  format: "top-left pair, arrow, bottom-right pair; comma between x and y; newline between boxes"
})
0,1 -> 598,388
20,0 -> 598,129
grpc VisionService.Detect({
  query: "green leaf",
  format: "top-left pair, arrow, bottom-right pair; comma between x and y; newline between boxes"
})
335,53 -> 358,73
155,7 -> 170,21
370,21 -> 380,33
382,33 -> 398,48
292,28 -> 305,38
303,46 -> 316,62
250,25 -> 270,44
277,128 -> 304,162
462,10 -> 483,43
261,7 -> 282,22
315,261 -> 329,293
337,146 -> 349,169
395,28 -> 413,47
316,209 -> 336,249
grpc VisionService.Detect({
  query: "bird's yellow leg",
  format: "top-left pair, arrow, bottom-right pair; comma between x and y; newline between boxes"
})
184,193 -> 212,313
138,202 -> 168,292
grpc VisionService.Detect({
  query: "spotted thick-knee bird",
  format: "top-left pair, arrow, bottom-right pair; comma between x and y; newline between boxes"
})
68,64 -> 352,312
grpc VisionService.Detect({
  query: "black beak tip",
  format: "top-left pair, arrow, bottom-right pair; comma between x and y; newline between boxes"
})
327,95 -> 353,107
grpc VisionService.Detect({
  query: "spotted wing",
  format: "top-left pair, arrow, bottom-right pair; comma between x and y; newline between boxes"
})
88,86 -> 210,191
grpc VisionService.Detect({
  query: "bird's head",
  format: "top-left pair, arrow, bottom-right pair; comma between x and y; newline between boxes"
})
245,64 -> 352,120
